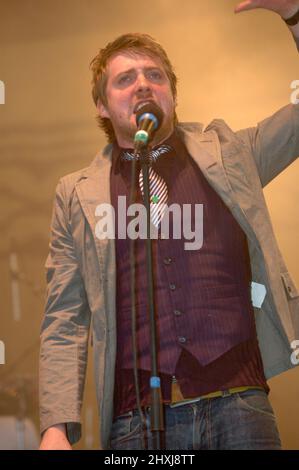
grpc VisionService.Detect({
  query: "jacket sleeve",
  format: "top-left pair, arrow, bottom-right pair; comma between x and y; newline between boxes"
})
235,103 -> 299,187
39,178 -> 91,445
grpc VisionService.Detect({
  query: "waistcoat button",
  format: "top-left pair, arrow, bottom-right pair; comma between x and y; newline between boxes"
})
174,309 -> 182,316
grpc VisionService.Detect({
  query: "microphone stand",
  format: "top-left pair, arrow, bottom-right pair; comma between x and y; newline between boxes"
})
139,145 -> 165,450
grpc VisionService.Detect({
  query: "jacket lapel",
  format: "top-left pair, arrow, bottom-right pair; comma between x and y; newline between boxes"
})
178,123 -> 237,209
75,145 -> 113,228
178,123 -> 261,250
74,145 -> 115,293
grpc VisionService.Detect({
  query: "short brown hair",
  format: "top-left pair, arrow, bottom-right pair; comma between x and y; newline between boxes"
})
90,33 -> 178,143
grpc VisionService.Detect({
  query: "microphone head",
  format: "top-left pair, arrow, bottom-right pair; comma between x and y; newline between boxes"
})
135,102 -> 164,131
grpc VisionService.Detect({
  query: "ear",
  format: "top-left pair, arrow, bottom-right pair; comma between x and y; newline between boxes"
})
97,100 -> 110,119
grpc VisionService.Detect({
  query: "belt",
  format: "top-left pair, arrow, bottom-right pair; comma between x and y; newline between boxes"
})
171,380 -> 265,407
115,384 -> 266,419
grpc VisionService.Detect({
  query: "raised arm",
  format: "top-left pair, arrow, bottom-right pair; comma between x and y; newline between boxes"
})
231,2 -> 299,185
235,0 -> 299,49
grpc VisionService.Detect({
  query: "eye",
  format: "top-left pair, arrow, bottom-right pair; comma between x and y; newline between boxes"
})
117,73 -> 134,86
146,69 -> 164,81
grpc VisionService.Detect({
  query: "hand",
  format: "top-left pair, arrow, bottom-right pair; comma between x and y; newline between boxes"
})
39,424 -> 72,450
234,0 -> 299,19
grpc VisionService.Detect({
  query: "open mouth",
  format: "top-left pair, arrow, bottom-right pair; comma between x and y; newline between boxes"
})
133,100 -> 156,114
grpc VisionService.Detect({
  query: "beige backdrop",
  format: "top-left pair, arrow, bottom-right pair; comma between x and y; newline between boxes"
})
0,0 -> 298,450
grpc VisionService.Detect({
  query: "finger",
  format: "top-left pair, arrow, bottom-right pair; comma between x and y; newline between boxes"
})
234,1 -> 258,14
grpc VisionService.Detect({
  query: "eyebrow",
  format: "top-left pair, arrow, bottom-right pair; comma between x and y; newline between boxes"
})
114,66 -> 163,79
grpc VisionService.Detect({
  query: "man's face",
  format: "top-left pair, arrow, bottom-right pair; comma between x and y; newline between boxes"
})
98,51 -> 176,147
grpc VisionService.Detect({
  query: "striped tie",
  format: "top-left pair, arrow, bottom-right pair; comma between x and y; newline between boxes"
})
139,166 -> 168,228
121,144 -> 171,228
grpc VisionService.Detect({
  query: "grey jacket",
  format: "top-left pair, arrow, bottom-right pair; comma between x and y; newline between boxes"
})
39,103 -> 299,448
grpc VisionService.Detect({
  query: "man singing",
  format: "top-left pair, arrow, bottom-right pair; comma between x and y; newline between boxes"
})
39,1 -> 299,450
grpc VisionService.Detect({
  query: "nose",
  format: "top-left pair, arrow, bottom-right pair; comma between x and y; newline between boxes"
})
135,73 -> 151,95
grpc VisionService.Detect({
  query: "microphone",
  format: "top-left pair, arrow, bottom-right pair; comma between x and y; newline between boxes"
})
134,102 -> 163,152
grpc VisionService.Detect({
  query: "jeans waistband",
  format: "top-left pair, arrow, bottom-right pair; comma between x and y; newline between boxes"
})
116,386 -> 266,419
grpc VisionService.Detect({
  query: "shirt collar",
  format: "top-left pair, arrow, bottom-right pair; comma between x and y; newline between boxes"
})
112,127 -> 187,176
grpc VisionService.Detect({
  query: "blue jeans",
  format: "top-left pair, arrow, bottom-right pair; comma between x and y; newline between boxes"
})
109,389 -> 282,450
